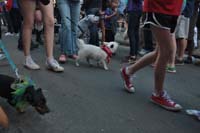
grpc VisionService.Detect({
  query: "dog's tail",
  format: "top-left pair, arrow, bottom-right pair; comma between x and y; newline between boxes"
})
76,39 -> 85,49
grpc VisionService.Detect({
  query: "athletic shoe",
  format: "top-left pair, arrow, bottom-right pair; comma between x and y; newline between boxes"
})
166,66 -> 176,73
120,67 -> 135,93
128,56 -> 137,64
24,57 -> 40,70
184,56 -> 193,64
194,59 -> 200,66
0,53 -> 6,60
175,59 -> 184,65
5,32 -> 14,36
46,59 -> 64,72
151,91 -> 182,111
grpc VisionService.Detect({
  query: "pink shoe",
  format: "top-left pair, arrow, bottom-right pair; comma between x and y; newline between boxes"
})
58,54 -> 67,63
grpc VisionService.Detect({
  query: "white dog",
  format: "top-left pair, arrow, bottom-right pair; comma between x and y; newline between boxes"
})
103,41 -> 119,55
76,39 -> 118,70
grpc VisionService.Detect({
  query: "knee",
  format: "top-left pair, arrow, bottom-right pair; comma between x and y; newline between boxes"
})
44,17 -> 54,29
23,19 -> 34,30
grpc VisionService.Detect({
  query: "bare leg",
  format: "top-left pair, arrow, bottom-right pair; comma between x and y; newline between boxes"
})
39,0 -> 54,59
127,26 -> 173,94
152,26 -> 174,94
127,50 -> 158,74
19,0 -> 36,56
167,34 -> 176,67
177,38 -> 187,60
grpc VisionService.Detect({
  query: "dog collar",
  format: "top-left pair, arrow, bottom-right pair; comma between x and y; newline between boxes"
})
101,45 -> 112,63
10,76 -> 35,111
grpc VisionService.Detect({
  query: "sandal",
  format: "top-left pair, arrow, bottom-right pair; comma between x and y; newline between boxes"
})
58,54 -> 67,63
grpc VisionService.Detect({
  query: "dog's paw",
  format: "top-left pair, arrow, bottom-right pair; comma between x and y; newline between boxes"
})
104,67 -> 108,70
75,63 -> 80,67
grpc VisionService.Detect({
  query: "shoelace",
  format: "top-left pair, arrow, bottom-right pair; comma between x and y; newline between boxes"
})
27,58 -> 36,65
51,59 -> 60,68
162,92 -> 175,105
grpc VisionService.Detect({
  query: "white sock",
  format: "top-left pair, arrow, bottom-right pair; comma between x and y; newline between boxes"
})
25,55 -> 32,63
47,57 -> 55,63
125,67 -> 130,76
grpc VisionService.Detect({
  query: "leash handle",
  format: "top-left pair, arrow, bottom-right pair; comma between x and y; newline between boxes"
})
0,40 -> 20,79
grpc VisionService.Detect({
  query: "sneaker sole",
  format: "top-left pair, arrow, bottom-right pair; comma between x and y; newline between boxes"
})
120,69 -> 135,93
166,70 -> 176,73
24,65 -> 40,70
58,60 -> 66,64
175,63 -> 184,66
150,99 -> 182,111
46,66 -> 64,73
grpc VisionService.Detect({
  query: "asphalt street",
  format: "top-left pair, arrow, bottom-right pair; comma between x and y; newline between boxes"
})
0,35 -> 200,133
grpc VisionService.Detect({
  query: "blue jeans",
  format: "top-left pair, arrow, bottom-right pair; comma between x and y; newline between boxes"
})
128,11 -> 142,56
57,0 -> 80,55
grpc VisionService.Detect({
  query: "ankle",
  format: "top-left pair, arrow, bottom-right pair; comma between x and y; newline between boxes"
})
25,55 -> 32,61
47,56 -> 54,62
125,67 -> 131,76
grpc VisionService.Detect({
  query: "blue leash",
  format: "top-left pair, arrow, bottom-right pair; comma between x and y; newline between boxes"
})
0,40 -> 20,79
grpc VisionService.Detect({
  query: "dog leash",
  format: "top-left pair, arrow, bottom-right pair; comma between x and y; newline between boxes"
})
0,40 -> 20,79
0,40 -> 37,111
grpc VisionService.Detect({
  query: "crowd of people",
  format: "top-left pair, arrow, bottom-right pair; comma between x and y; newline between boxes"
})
0,0 -> 200,128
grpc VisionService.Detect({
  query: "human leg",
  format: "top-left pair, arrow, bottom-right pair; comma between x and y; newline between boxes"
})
40,0 -> 64,72
19,0 -> 40,70
39,1 -> 54,59
70,1 -> 81,55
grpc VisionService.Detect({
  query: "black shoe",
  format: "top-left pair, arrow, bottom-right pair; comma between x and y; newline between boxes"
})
128,56 -> 137,64
36,37 -> 44,45
175,59 -> 184,65
184,57 -> 193,64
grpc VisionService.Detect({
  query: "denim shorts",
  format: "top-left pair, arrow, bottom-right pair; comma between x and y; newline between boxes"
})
142,12 -> 178,33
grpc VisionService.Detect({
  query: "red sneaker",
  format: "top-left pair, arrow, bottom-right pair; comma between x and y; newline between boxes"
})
120,67 -> 135,93
151,91 -> 182,111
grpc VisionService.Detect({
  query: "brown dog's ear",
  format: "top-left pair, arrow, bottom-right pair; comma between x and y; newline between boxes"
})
0,107 -> 9,128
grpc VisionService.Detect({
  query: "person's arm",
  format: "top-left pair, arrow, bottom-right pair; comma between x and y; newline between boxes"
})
105,8 -> 118,20
0,107 -> 9,128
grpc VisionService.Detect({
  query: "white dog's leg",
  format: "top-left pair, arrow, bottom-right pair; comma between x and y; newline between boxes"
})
75,57 -> 80,67
86,58 -> 92,66
102,60 -> 108,70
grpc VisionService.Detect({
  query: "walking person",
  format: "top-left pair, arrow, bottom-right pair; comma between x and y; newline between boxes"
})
120,0 -> 184,111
